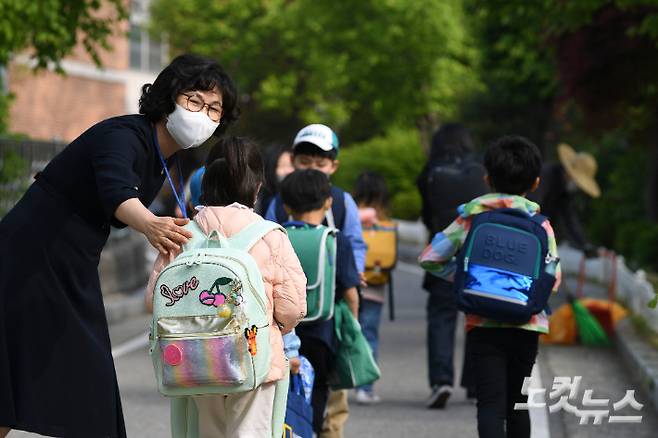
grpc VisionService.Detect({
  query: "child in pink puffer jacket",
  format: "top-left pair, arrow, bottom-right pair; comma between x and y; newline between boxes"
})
146,136 -> 306,437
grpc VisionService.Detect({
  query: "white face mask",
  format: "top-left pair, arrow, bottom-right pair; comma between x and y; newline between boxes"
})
166,104 -> 219,149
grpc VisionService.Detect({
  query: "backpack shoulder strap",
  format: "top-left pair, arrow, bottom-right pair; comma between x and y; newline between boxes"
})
274,193 -> 288,224
181,220 -> 208,251
530,213 -> 548,227
229,219 -> 286,252
489,208 -> 530,219
328,186 -> 346,229
325,209 -> 336,229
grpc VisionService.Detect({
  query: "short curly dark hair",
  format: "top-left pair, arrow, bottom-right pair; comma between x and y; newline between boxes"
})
484,135 -> 542,195
138,54 -> 239,136
280,169 -> 332,214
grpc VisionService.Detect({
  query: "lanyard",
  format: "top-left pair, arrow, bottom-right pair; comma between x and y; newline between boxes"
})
153,126 -> 187,218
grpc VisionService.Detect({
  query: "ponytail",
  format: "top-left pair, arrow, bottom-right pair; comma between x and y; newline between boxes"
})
200,136 -> 264,207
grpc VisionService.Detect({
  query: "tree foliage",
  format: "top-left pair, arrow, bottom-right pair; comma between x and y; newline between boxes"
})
463,0 -> 658,272
151,0 -> 480,146
0,0 -> 127,69
461,1 -> 559,148
331,128 -> 425,219
464,0 -> 658,144
0,0 -> 126,134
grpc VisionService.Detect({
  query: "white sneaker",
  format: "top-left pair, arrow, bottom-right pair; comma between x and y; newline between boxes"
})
355,389 -> 381,405
426,384 -> 452,409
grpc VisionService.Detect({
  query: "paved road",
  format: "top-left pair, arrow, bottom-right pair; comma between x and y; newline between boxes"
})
9,263 -> 658,437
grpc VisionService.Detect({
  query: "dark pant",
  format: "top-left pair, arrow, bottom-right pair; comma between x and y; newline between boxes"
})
299,337 -> 333,434
468,328 -> 539,438
426,277 -> 458,387
462,332 -> 476,395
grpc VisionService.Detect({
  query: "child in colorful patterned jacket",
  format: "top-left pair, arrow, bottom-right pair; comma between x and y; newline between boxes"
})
418,135 -> 562,438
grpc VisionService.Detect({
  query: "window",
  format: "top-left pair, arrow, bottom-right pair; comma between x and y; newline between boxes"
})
129,0 -> 167,72
148,35 -> 164,71
129,24 -> 142,69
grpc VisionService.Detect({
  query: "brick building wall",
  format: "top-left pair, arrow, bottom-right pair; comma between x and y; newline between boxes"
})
8,65 -> 126,141
67,4 -> 130,72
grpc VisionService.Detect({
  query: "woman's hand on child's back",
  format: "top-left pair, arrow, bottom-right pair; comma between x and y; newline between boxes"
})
144,216 -> 192,255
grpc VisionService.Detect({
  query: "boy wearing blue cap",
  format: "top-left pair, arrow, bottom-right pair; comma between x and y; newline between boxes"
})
266,124 -> 367,437
265,124 -> 367,274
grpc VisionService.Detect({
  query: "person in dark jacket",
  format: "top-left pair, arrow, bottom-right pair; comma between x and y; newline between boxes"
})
417,123 -> 488,409
529,143 -> 600,256
0,54 -> 238,438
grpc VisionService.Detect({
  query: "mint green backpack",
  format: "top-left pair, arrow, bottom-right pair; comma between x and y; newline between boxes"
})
285,223 -> 337,322
150,219 -> 284,397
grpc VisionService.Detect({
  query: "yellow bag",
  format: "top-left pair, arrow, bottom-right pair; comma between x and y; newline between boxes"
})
363,220 -> 397,286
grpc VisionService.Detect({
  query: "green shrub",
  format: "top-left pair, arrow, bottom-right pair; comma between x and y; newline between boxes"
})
615,220 -> 658,272
0,149 -> 28,217
390,190 -> 422,220
332,127 -> 425,219
580,132 -> 658,272
0,149 -> 26,183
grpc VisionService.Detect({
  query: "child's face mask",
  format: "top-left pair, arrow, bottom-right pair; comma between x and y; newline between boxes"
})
166,104 -> 219,149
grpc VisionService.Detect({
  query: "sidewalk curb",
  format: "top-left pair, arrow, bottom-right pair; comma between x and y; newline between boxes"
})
105,290 -> 147,325
615,318 -> 658,412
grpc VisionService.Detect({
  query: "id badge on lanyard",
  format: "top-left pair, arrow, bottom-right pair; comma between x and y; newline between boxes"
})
153,126 -> 187,218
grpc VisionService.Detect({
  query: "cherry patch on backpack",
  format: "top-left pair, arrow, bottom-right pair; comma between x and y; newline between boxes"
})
199,277 -> 243,308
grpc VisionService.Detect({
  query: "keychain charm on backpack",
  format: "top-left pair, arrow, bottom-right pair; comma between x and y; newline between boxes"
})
198,277 -> 244,308
245,325 -> 258,356
218,304 -> 232,318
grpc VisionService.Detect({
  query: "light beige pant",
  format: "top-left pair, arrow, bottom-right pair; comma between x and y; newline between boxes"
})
193,382 -> 276,438
321,389 -> 349,438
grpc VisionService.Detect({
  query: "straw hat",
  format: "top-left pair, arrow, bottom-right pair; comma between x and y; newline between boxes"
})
557,143 -> 601,198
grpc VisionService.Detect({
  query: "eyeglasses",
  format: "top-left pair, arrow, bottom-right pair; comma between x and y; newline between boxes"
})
181,93 -> 223,123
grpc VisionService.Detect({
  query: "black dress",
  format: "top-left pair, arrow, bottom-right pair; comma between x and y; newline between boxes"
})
0,115 -> 169,437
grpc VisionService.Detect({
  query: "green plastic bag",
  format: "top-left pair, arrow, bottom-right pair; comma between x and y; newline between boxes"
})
571,299 -> 610,347
329,301 -> 381,390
